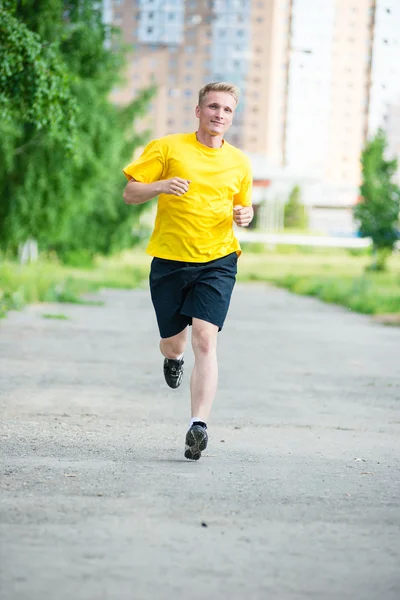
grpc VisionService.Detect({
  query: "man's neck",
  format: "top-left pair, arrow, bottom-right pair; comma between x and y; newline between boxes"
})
195,130 -> 224,149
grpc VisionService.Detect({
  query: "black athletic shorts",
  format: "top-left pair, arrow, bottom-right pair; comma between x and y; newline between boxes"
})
149,252 -> 238,338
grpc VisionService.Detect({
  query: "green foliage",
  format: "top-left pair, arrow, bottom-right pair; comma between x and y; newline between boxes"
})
0,256 -> 149,317
272,274 -> 400,315
0,0 -> 155,260
0,0 -> 77,140
238,251 -> 400,316
353,129 -> 400,271
284,185 -> 308,230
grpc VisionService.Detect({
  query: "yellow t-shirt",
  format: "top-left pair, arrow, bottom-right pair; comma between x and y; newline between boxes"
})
123,132 -> 253,262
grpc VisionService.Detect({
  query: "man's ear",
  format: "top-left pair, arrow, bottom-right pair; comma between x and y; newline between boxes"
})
195,105 -> 200,118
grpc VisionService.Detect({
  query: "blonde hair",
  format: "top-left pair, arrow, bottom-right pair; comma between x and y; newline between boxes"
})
198,82 -> 239,106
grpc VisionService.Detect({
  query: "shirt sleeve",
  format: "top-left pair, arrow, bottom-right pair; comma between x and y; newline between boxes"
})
123,140 -> 165,183
233,158 -> 253,206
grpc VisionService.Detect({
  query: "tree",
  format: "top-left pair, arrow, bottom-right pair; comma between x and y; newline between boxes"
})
0,0 -> 155,261
0,0 -> 77,142
284,185 -> 308,230
353,129 -> 400,271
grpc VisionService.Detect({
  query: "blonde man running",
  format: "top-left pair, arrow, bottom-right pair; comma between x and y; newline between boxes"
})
123,82 -> 253,460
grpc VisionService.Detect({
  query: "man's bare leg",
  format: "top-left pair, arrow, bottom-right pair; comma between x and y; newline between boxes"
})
184,318 -> 218,460
159,326 -> 189,359
190,318 -> 219,423
160,327 -> 188,389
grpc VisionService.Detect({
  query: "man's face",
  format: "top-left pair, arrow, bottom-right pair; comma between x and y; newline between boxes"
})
195,91 -> 236,137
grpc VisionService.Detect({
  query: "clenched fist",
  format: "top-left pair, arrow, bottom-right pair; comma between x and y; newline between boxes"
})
233,205 -> 254,227
160,177 -> 190,196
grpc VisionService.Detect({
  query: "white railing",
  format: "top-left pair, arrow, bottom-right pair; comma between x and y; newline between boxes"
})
236,231 -> 400,249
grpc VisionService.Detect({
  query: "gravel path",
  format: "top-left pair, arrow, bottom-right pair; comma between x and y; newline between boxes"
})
1,283 -> 399,600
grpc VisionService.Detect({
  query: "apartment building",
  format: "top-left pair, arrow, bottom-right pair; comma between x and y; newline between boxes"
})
108,0 -> 400,231
368,1 -> 400,159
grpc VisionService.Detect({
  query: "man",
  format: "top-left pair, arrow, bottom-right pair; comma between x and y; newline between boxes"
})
122,81 -> 253,460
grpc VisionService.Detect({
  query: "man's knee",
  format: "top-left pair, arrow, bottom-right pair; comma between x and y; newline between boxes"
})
191,321 -> 218,355
160,328 -> 188,357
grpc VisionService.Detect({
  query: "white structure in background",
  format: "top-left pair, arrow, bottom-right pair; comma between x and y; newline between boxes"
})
282,0 -> 359,235
19,239 -> 38,264
368,1 -> 400,166
247,151 -> 356,236
285,0 -> 335,177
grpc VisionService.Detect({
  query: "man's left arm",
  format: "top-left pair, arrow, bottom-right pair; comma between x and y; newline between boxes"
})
233,161 -> 254,227
233,204 -> 254,227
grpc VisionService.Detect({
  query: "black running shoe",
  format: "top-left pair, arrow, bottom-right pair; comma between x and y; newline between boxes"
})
184,423 -> 208,461
163,357 -> 184,389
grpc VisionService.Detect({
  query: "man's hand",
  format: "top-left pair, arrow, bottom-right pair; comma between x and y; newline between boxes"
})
123,177 -> 190,205
233,205 -> 254,227
160,177 -> 190,196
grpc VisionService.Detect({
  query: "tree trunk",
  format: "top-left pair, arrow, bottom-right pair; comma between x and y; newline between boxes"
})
368,246 -> 391,272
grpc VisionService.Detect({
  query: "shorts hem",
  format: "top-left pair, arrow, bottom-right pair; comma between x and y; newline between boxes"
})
180,311 -> 223,332
159,322 -> 190,339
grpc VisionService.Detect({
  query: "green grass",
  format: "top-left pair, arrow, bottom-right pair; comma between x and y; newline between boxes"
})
42,313 -> 70,320
0,251 -> 150,318
238,250 -> 400,315
1,248 -> 399,318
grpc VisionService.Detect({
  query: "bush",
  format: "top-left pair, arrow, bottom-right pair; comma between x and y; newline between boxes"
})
284,185 -> 308,230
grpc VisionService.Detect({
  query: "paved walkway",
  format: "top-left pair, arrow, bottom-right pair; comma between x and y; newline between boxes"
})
0,284 -> 399,600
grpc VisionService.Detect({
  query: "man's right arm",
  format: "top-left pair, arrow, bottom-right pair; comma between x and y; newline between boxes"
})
123,177 -> 190,205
